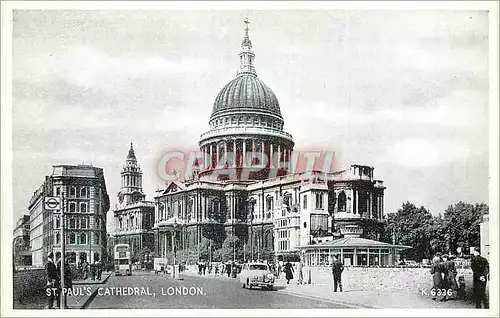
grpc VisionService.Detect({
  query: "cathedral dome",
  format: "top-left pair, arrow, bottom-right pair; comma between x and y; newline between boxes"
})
211,74 -> 282,119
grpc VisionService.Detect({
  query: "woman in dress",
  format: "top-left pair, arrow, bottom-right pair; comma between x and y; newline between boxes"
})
284,261 -> 294,284
430,254 -> 445,301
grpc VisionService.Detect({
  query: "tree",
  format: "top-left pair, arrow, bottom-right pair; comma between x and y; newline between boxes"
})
443,202 -> 488,253
220,235 -> 244,261
199,238 -> 216,261
380,202 -> 436,261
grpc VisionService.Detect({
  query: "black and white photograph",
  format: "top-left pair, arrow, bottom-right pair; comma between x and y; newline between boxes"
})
1,1 -> 498,317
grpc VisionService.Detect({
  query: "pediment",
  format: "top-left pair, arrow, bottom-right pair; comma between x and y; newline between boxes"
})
162,181 -> 185,195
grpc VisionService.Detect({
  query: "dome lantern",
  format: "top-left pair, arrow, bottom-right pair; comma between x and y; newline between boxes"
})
237,18 -> 257,77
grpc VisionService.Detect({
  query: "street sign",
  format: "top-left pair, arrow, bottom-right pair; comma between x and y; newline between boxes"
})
44,197 -> 61,210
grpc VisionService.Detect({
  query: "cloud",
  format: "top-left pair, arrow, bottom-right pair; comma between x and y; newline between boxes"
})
377,138 -> 472,168
14,45 -> 208,91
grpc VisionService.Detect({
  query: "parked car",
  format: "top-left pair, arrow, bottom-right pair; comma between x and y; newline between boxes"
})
239,262 -> 275,290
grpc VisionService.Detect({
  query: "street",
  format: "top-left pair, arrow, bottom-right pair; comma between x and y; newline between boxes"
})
87,271 -> 352,309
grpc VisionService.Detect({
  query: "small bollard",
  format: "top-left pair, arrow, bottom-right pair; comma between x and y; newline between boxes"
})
307,268 -> 312,284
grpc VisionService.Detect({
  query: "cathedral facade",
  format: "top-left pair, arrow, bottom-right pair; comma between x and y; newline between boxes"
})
153,21 -> 386,263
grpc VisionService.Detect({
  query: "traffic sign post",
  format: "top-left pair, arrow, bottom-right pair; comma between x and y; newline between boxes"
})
60,193 -> 66,310
45,196 -> 66,308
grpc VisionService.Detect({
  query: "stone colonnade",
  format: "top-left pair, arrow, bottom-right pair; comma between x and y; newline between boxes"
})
200,138 -> 292,169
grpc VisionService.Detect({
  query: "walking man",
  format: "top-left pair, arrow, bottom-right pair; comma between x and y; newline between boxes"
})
332,255 -> 344,292
45,252 -> 58,309
471,247 -> 489,308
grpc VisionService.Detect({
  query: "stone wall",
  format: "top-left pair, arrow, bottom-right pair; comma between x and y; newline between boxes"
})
13,268 -> 47,304
304,266 -> 475,293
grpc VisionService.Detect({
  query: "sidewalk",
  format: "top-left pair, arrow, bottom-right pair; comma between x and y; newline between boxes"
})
276,279 -> 477,309
33,271 -> 113,310
183,270 -> 479,309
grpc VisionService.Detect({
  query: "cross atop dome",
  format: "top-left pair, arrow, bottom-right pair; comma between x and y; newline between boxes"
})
244,17 -> 250,35
238,17 -> 256,76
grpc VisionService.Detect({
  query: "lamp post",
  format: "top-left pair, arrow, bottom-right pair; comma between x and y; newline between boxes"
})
173,219 -> 178,266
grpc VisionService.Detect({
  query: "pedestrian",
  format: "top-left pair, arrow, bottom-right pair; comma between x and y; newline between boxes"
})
430,254 -> 445,301
45,252 -> 59,309
226,262 -> 231,278
471,247 -> 489,308
332,255 -> 344,292
284,260 -> 294,284
56,253 -> 73,309
198,262 -> 202,275
96,260 -> 102,280
442,255 -> 458,298
83,261 -> 89,280
297,260 -> 304,285
90,261 -> 96,280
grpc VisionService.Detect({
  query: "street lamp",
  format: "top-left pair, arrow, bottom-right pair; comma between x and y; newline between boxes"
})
173,219 -> 178,266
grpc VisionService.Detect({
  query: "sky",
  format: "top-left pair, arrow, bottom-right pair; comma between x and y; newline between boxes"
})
11,9 -> 490,232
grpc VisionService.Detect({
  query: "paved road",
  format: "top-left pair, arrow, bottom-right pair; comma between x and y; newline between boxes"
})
88,271 -> 351,309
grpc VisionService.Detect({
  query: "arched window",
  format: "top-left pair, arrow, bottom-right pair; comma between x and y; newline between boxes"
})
55,232 -> 60,244
80,187 -> 87,198
80,202 -> 87,213
69,233 -> 76,244
338,192 -> 347,212
80,233 -> 87,245
70,187 -> 76,197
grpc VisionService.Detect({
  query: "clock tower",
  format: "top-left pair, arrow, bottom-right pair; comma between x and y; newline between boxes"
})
117,143 -> 146,208
112,143 -> 155,260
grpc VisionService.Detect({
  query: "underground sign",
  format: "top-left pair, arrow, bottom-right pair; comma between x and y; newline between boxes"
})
44,197 -> 61,210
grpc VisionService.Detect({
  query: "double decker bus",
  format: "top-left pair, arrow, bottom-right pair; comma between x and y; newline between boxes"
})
114,243 -> 132,276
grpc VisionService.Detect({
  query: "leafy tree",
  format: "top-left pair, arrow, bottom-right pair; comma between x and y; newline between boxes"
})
220,235 -> 244,261
443,202 -> 488,253
199,237 -> 216,261
381,202 -> 435,261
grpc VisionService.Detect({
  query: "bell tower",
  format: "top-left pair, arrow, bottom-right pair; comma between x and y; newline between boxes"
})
117,143 -> 145,208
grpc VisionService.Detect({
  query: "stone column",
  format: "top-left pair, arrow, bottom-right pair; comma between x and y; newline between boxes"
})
261,141 -> 265,165
216,142 -> 220,167
224,141 -> 228,166
369,192 -> 373,218
252,140 -> 255,166
243,139 -> 246,168
209,143 -> 213,169
355,190 -> 359,214
270,143 -> 274,168
233,139 -> 237,168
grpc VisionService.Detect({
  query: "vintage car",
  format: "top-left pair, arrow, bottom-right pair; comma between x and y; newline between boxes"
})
239,262 -> 275,290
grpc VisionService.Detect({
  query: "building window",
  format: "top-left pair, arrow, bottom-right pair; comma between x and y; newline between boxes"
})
80,218 -> 87,229
316,193 -> 324,210
283,194 -> 291,208
55,216 -> 60,229
303,195 -> 307,209
338,192 -> 347,212
266,196 -> 273,212
69,218 -> 76,229
69,233 -> 76,244
80,187 -> 87,198
80,202 -> 87,213
80,233 -> 87,245
95,233 -> 100,244
69,202 -> 76,213
119,218 -> 123,230
56,187 -> 61,196
55,233 -> 60,244
70,187 -> 76,197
